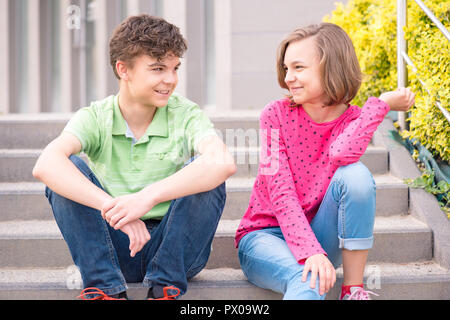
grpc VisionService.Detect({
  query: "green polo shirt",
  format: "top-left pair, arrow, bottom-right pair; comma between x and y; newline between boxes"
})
63,92 -> 218,220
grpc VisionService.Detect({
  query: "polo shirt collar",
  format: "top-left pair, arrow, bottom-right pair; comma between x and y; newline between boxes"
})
112,95 -> 168,138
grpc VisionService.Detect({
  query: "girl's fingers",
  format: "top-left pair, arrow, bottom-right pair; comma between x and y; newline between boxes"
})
302,263 -> 310,283
318,265 -> 326,295
324,266 -> 331,293
309,265 -> 318,289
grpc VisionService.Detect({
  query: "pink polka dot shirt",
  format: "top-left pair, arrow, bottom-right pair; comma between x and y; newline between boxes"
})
234,97 -> 390,263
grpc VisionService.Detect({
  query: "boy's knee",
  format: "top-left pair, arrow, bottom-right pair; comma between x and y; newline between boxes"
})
69,155 -> 89,172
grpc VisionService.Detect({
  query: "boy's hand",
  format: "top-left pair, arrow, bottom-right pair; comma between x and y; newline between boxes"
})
119,219 -> 151,257
101,191 -> 154,230
379,87 -> 415,112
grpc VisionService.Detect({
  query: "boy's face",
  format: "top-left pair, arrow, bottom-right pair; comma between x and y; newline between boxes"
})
121,53 -> 180,108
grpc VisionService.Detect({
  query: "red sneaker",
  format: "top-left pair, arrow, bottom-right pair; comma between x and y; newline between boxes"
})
78,287 -> 128,300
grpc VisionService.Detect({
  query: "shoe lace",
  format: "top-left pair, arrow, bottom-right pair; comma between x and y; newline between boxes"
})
78,287 -> 126,300
347,287 -> 379,300
148,285 -> 181,300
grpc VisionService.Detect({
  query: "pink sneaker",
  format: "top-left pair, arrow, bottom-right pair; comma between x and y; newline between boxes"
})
340,286 -> 379,300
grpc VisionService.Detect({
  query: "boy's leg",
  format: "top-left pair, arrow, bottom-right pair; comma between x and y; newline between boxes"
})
142,181 -> 226,296
45,155 -> 129,296
238,228 -> 325,300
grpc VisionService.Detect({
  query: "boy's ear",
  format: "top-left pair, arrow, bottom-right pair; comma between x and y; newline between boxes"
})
116,60 -> 129,81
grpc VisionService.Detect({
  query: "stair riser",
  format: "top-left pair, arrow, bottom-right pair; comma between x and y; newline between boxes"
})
0,275 -> 448,300
0,119 -> 260,149
0,147 -> 388,182
208,229 -> 433,269
0,228 -> 432,269
0,156 -> 36,182
0,122 -> 67,150
232,149 -> 388,176
224,184 -> 408,219
0,182 -> 408,222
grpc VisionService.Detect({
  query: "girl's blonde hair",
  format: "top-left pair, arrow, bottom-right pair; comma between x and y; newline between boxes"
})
277,23 -> 362,106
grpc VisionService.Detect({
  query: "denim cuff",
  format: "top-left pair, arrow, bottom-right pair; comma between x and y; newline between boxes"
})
338,236 -> 374,250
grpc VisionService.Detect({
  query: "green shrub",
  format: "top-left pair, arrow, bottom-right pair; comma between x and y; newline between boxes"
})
324,0 -> 450,163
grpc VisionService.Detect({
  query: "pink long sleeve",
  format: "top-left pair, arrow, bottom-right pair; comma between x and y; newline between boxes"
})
329,97 -> 390,166
258,105 -> 326,262
235,97 -> 390,263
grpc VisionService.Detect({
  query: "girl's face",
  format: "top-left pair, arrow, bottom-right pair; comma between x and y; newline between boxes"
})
283,37 -> 326,107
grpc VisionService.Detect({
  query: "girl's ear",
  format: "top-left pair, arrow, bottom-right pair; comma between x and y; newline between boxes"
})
116,60 -> 129,81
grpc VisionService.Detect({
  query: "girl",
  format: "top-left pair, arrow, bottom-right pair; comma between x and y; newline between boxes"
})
235,23 -> 415,300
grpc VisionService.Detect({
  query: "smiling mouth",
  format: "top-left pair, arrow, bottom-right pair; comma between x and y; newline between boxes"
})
155,89 -> 170,95
290,87 -> 304,93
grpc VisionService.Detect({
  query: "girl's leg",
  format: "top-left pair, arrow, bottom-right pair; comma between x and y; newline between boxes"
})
311,161 -> 376,286
238,228 -> 325,300
238,161 -> 375,300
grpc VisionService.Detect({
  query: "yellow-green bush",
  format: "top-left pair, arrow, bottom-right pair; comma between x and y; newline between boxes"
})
324,0 -> 450,163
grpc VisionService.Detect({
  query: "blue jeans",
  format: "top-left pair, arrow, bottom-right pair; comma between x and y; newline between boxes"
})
238,161 -> 376,300
45,155 -> 226,297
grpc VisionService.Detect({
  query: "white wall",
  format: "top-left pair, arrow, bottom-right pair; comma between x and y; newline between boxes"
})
215,0 -> 346,110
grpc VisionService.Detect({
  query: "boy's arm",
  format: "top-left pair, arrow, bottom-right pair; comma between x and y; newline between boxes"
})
103,134 -> 237,230
32,132 -> 112,210
33,132 -> 150,257
151,134 -> 237,199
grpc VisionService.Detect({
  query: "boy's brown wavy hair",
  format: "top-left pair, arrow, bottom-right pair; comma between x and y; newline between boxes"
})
109,14 -> 187,80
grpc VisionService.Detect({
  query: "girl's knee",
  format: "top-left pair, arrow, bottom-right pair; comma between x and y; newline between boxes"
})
334,162 -> 375,199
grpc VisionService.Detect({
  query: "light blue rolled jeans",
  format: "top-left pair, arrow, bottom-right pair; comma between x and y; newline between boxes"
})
238,161 -> 376,300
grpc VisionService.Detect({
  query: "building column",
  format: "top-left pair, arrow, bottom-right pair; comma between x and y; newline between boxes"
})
28,0 -> 43,112
0,0 -> 11,114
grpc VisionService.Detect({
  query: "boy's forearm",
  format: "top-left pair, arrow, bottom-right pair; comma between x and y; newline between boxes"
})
33,150 -> 112,211
141,154 -> 235,207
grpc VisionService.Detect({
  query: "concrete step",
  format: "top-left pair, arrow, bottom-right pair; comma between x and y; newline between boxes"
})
0,111 -> 381,151
0,111 -> 261,149
225,174 -> 408,219
0,174 -> 407,223
0,114 -> 71,150
211,215 -> 433,268
0,215 -> 432,269
0,261 -> 449,299
230,145 -> 388,176
0,144 -> 387,182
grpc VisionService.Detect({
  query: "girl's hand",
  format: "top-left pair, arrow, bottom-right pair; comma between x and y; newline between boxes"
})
379,87 -> 415,112
302,253 -> 336,296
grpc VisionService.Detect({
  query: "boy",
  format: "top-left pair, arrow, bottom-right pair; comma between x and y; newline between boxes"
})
33,14 -> 236,300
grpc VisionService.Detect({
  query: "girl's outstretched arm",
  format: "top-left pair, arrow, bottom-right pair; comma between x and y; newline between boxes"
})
329,88 -> 414,166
